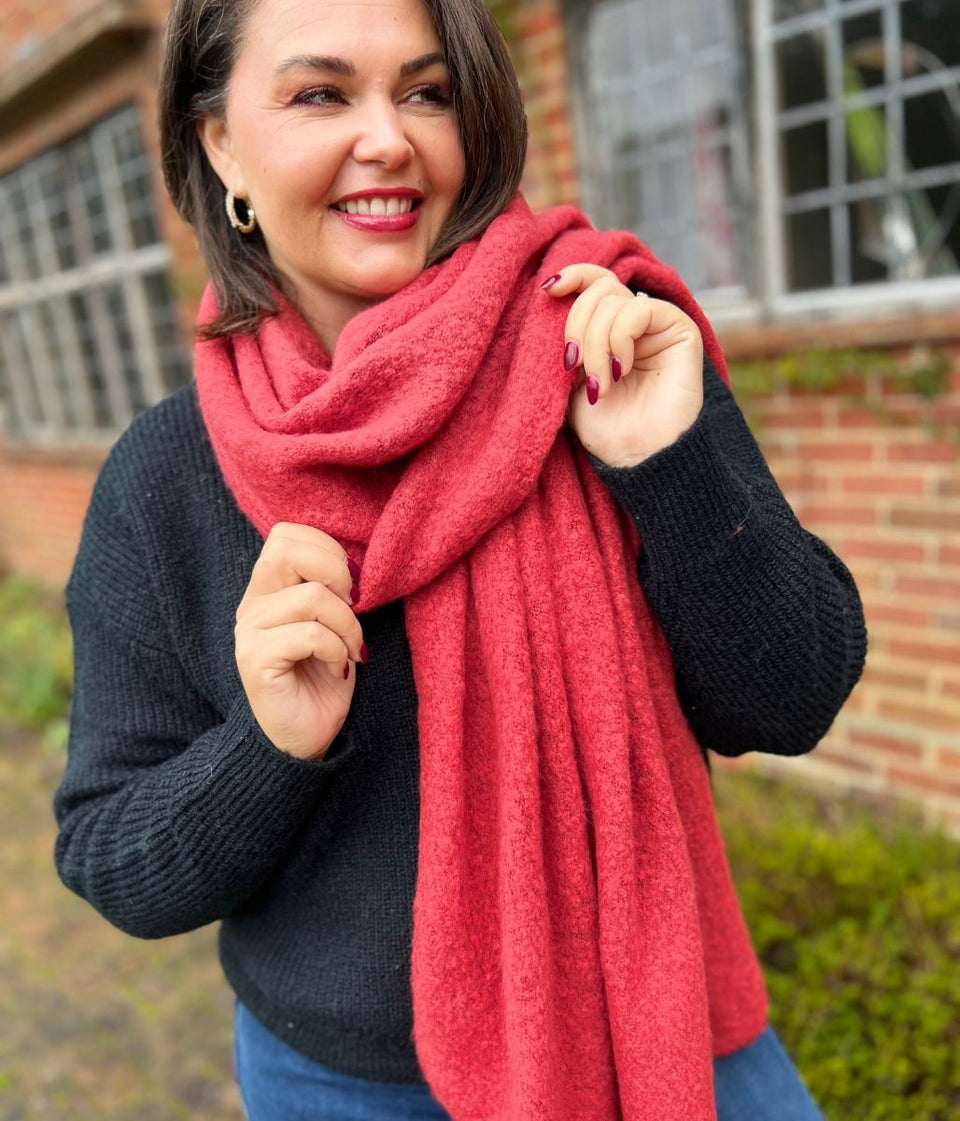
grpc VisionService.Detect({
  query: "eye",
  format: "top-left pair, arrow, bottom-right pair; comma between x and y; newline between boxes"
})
292,86 -> 347,108
404,84 -> 452,107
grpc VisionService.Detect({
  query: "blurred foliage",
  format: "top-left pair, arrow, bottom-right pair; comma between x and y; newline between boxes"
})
728,345 -> 951,401
716,770 -> 960,1121
0,575 -> 72,743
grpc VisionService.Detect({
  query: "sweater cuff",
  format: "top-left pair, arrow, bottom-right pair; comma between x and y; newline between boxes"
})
180,694 -> 359,825
588,412 -> 753,566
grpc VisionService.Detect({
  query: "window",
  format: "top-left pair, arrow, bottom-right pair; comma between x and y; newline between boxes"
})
0,106 -> 191,442
574,0 -> 960,315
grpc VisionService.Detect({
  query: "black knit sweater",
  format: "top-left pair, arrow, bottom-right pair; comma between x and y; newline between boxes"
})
54,362 -> 866,1083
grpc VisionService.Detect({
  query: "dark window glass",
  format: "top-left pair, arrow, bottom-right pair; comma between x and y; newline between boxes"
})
785,208 -> 833,289
776,32 -> 827,110
783,120 -> 830,195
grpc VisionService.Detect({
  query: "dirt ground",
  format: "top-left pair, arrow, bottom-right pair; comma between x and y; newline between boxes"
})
0,728 -> 244,1121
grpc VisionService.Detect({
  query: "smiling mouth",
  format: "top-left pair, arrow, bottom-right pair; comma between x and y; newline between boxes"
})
331,197 -> 420,216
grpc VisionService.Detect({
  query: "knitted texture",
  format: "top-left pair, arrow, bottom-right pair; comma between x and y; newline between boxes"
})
194,198 -> 768,1120
55,375 -> 867,1086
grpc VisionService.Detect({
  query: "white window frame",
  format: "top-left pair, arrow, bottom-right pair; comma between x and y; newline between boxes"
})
570,0 -> 960,326
0,106 -> 188,444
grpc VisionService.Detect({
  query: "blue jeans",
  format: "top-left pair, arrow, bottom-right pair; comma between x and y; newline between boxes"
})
234,1002 -> 824,1120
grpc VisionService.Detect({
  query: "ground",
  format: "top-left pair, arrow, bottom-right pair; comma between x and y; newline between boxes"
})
0,728 -> 243,1120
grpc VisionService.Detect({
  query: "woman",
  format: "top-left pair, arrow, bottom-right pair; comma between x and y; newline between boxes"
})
54,0 -> 866,1117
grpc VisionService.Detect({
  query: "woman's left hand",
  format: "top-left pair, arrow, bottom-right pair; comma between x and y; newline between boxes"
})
543,265 -> 704,468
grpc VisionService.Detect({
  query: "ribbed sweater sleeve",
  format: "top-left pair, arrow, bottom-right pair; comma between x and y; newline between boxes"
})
54,412 -> 353,939
590,359 -> 867,757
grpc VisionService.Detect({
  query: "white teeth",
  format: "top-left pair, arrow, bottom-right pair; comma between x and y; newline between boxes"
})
335,196 -> 414,216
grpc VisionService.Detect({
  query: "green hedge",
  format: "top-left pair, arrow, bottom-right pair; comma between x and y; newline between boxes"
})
0,576 -> 72,737
715,770 -> 960,1120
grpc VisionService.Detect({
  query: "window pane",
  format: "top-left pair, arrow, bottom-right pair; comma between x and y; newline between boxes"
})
774,0 -> 823,20
845,102 -> 887,184
842,10 -> 885,91
900,0 -> 960,71
785,208 -> 833,289
777,31 -> 827,110
581,0 -> 752,296
783,120 -> 830,195
0,106 -> 188,439
903,89 -> 960,172
68,292 -> 113,429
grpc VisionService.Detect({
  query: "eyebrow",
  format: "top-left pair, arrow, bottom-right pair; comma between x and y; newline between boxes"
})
274,52 -> 447,79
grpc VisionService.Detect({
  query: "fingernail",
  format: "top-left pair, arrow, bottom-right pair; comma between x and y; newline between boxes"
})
539,274 -> 561,290
563,341 -> 580,371
586,376 -> 600,405
343,663 -> 350,680
346,556 -> 361,582
351,581 -> 361,605
359,641 -> 368,665
611,356 -> 623,383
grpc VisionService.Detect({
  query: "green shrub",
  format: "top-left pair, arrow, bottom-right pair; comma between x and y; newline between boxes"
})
0,575 -> 72,736
715,770 -> 960,1120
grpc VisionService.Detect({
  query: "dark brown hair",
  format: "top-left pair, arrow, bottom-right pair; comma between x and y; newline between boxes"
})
158,0 -> 528,338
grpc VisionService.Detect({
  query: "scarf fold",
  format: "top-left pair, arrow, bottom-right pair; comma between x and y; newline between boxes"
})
195,196 -> 767,1120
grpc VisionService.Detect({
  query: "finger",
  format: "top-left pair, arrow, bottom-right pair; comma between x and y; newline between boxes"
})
238,580 -> 365,663
237,619 -> 350,678
562,277 -> 634,376
539,264 -> 624,298
245,523 -> 358,604
609,296 -> 702,373
580,293 -> 631,403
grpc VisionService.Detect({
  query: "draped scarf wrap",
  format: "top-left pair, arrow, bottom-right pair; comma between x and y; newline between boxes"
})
195,196 -> 767,1120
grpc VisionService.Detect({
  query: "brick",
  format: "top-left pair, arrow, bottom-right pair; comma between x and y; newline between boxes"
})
877,699 -> 960,732
860,664 -> 929,693
842,539 -> 927,564
796,440 -> 876,462
888,441 -> 960,465
848,729 -> 924,759
889,507 -> 960,532
941,545 -> 960,567
937,477 -> 960,499
894,574 -> 960,599
889,638 -> 960,666
811,746 -> 876,775
756,407 -> 828,429
863,602 -> 929,628
887,766 -> 960,800
797,504 -> 877,526
938,748 -> 960,770
840,473 -> 928,496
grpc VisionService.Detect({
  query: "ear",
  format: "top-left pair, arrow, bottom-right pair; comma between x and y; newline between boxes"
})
196,114 -> 246,196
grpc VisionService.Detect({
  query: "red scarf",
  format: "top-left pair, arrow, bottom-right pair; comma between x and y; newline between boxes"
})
195,197 -> 766,1120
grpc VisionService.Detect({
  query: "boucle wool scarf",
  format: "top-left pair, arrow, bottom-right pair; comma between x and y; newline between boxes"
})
195,196 -> 767,1120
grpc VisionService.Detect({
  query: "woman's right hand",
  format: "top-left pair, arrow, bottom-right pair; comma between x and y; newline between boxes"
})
235,523 -> 366,761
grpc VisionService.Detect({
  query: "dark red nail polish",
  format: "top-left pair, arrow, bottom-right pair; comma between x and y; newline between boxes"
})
563,341 -> 580,371
586,376 -> 600,405
539,274 -> 561,290
346,556 -> 361,582
611,356 -> 623,383
351,581 -> 361,605
343,663 -> 350,680
360,641 -> 368,665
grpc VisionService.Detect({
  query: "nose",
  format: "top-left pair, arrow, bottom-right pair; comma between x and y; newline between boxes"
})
352,98 -> 414,168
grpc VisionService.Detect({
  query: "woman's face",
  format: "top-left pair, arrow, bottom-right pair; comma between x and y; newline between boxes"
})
199,0 -> 466,335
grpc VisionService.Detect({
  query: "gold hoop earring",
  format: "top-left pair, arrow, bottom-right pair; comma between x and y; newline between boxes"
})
225,189 -> 256,234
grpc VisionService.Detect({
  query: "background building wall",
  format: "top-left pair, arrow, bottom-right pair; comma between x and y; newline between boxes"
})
1,0 -> 958,831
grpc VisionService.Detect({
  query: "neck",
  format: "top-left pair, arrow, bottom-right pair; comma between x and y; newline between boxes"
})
284,282 -> 379,357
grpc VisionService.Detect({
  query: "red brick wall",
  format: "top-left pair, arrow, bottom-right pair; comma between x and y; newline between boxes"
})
716,352 -> 960,835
